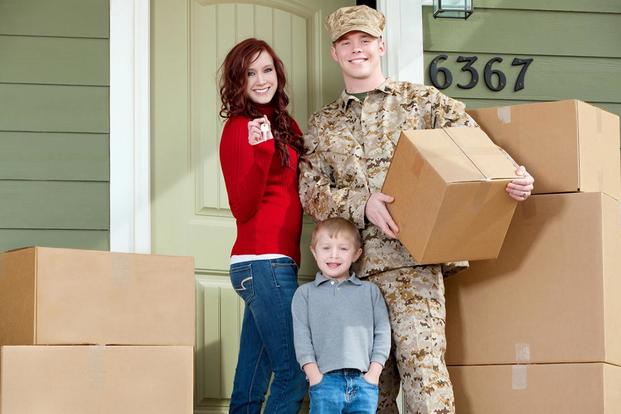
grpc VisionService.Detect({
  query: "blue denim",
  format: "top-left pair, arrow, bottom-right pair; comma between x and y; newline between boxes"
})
229,257 -> 307,414
309,369 -> 379,414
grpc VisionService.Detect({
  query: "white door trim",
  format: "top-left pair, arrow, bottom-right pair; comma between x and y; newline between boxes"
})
378,0 -> 426,84
109,0 -> 151,253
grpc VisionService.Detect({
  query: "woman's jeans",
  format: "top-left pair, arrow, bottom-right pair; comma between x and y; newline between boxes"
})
229,257 -> 307,413
309,369 -> 379,414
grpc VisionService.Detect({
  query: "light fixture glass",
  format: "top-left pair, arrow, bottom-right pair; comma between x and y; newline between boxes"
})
433,0 -> 473,19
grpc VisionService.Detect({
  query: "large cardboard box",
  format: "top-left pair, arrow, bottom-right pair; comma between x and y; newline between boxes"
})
0,247 -> 195,346
449,363 -> 621,414
468,100 -> 621,198
0,345 -> 194,413
445,192 -> 621,366
382,127 -> 519,264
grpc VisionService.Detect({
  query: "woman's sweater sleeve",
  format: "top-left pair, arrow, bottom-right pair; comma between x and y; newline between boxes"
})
219,117 -> 276,223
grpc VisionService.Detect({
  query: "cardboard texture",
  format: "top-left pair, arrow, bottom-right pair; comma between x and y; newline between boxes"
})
382,127 -> 519,264
0,345 -> 194,414
0,247 -> 195,346
449,363 -> 621,414
445,192 -> 621,366
468,100 -> 621,198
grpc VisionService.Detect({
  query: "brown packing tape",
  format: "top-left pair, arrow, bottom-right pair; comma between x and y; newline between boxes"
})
87,345 -> 106,388
512,365 -> 528,390
515,343 -> 531,363
111,252 -> 132,286
497,106 -> 512,124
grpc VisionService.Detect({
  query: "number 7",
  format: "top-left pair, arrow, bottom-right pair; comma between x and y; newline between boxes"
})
511,58 -> 533,92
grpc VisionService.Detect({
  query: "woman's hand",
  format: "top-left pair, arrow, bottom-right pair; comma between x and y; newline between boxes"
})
247,115 -> 273,145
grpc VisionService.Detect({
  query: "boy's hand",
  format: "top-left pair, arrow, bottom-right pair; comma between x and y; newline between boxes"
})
363,361 -> 383,385
308,372 -> 324,386
303,362 -> 323,386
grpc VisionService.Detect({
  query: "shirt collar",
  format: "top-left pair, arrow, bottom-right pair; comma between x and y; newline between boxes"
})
313,271 -> 363,286
337,77 -> 398,112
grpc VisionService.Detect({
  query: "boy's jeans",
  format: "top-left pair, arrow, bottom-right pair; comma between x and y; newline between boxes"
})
310,369 -> 379,414
229,257 -> 307,413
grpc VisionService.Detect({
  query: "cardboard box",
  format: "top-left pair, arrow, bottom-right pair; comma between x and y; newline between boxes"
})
0,247 -> 195,346
468,100 -> 621,198
449,363 -> 621,414
0,345 -> 193,413
445,192 -> 621,366
382,127 -> 519,264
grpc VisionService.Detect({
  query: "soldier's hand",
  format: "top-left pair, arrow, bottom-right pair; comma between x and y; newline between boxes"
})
506,165 -> 534,201
365,192 -> 399,239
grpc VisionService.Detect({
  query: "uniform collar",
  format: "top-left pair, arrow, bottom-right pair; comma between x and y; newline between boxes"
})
314,271 -> 363,286
337,77 -> 398,112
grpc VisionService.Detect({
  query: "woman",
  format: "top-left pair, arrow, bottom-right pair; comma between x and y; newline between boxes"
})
218,38 -> 307,413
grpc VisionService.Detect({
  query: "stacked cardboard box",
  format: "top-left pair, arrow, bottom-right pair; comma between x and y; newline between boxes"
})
444,100 -> 621,413
0,247 -> 195,413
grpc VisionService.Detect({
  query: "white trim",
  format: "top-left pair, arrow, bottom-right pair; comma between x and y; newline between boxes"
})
109,0 -> 151,253
378,0 -> 425,84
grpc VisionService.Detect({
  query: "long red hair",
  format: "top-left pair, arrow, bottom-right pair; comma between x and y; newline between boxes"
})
219,38 -> 303,167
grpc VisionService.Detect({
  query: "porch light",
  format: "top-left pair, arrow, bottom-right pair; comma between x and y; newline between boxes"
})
433,0 -> 473,19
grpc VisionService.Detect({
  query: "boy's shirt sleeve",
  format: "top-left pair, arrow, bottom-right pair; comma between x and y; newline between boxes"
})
370,284 -> 391,366
291,285 -> 316,369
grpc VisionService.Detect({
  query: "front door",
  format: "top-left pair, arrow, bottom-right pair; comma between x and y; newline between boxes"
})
151,0 -> 354,411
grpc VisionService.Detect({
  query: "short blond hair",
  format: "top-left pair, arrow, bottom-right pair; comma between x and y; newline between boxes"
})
310,217 -> 362,249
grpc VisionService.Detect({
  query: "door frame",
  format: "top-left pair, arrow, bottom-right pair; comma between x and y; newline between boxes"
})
109,0 -> 151,253
108,0 -> 426,253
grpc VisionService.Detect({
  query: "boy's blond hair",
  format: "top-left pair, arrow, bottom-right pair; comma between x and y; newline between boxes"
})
310,217 -> 362,249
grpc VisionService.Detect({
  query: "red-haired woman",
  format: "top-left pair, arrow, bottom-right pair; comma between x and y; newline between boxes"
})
219,38 -> 307,413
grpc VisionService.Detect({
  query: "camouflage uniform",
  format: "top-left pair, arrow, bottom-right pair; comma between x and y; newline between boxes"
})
299,78 -> 477,414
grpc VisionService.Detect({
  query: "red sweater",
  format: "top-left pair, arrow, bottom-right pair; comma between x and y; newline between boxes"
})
219,106 -> 303,265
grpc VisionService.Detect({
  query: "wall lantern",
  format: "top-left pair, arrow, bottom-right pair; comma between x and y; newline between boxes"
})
433,0 -> 473,19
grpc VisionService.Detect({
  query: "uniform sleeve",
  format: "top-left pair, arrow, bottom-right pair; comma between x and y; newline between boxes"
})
370,284 -> 391,366
219,117 -> 276,223
427,86 -> 479,129
298,115 -> 370,229
291,286 -> 316,369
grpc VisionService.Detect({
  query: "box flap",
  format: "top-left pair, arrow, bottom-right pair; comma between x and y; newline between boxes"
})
404,128 -> 486,183
444,127 -> 519,180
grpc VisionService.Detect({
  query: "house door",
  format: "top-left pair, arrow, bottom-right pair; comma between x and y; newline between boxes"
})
151,0 -> 354,411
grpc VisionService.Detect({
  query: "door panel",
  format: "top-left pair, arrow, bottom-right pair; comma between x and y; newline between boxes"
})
152,0 -> 354,411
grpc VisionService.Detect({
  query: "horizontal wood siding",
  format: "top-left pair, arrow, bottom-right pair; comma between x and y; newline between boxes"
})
0,0 -> 109,251
423,3 -> 621,151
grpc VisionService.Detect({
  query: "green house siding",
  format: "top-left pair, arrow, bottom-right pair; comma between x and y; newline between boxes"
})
423,2 -> 621,152
0,0 -> 109,251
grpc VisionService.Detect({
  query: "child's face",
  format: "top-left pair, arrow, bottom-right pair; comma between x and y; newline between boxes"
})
310,231 -> 362,281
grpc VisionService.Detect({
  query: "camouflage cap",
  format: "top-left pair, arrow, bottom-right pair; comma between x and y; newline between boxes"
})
325,5 -> 385,42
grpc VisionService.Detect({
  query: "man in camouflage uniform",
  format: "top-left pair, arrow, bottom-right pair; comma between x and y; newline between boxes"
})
299,5 -> 535,414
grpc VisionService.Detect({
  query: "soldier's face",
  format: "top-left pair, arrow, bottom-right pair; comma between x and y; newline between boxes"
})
311,231 -> 362,281
330,31 -> 385,82
245,50 -> 278,105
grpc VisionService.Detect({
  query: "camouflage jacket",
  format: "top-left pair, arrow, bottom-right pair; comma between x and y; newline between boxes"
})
299,78 -> 478,277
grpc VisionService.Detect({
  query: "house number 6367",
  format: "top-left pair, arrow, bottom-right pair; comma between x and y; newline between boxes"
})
429,55 -> 534,92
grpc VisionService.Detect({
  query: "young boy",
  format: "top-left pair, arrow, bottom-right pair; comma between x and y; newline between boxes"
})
291,217 -> 391,414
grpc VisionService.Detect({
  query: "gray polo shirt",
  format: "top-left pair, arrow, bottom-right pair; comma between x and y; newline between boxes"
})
291,272 -> 391,374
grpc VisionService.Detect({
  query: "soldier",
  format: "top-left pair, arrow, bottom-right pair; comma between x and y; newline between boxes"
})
298,5 -> 534,414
